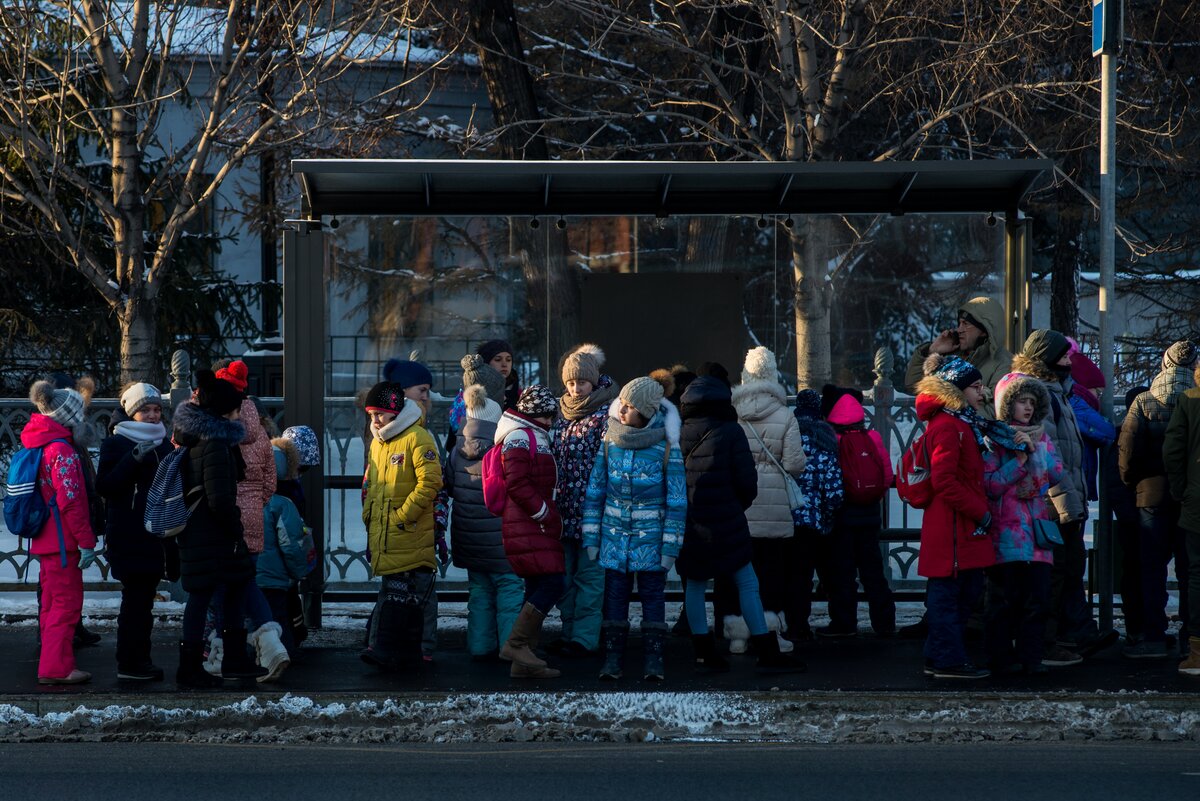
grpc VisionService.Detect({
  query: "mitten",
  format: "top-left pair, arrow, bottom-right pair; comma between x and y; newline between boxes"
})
660,554 -> 676,572
78,548 -> 98,570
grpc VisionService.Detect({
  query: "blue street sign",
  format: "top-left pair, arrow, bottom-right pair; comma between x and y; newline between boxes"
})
1093,0 -> 1122,57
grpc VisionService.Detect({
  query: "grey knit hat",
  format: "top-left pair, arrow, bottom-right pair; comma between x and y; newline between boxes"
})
29,380 -> 85,428
461,354 -> 506,405
1163,340 -> 1197,369
619,376 -> 665,420
120,382 -> 163,417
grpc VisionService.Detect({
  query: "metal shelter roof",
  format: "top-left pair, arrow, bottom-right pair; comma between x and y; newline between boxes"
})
291,158 -> 1052,219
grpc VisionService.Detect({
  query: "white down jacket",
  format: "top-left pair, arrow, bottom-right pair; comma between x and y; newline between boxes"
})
732,380 -> 807,538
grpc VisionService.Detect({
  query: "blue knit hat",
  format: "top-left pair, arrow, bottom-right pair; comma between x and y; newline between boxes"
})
928,354 -> 983,390
794,389 -> 823,421
383,358 -> 434,389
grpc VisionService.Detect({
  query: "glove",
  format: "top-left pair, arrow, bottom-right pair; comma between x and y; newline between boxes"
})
436,535 -> 450,577
78,548 -> 98,570
661,555 -> 677,572
586,546 -> 599,561
131,440 -> 157,462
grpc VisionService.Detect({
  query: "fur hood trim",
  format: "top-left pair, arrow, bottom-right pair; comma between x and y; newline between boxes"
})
270,436 -> 301,481
914,375 -> 967,412
994,372 -> 1050,425
173,400 -> 245,445
1010,353 -> 1060,384
372,398 -> 424,442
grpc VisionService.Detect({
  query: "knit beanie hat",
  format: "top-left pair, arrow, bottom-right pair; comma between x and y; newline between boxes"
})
282,425 -> 321,466
619,376 -> 665,420
1163,340 -> 1198,370
29,380 -> 86,428
741,346 -> 779,384
924,354 -> 983,391
120,382 -> 163,417
365,381 -> 406,416
195,370 -> 243,416
464,384 -> 503,424
476,339 -> 513,365
215,360 -> 249,392
1021,329 -> 1070,369
1069,352 -> 1105,390
794,389 -> 823,421
461,354 -> 506,405
561,344 -> 604,386
383,358 -> 434,389
516,384 -> 559,417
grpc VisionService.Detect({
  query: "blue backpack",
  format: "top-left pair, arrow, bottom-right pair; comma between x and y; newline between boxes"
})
3,439 -> 69,566
143,447 -> 202,538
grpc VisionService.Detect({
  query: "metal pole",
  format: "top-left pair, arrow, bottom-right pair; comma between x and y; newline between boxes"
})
1095,47 -> 1117,632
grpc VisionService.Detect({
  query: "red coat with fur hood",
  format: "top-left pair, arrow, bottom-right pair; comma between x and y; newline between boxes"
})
914,377 -> 994,578
495,409 -> 564,577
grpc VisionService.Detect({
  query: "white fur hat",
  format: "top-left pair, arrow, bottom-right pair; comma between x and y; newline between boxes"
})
741,346 -> 778,384
464,384 -> 503,424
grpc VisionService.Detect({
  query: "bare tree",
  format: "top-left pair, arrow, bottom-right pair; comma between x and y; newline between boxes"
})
0,1 -> 449,382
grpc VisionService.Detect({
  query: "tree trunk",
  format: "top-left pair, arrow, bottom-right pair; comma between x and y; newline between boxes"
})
466,0 -> 547,160
1049,205 -> 1082,338
119,296 -> 158,384
791,225 -> 832,389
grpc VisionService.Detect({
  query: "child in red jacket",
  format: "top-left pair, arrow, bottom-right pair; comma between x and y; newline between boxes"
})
914,355 -> 995,680
495,385 -> 565,678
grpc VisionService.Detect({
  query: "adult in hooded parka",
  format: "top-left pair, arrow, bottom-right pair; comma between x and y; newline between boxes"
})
676,373 -> 805,674
905,297 -> 1013,406
171,371 -> 266,686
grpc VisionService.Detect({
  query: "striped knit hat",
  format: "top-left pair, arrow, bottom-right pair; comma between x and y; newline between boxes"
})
29,380 -> 85,428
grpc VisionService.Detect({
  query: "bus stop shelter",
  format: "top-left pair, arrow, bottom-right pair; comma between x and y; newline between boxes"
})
283,158 -> 1053,623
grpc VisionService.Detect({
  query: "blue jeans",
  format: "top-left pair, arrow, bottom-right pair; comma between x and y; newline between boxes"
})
1139,503 -> 1190,642
558,540 -> 604,649
525,573 -> 566,615
686,563 -> 767,636
603,568 -> 667,624
924,569 -> 984,669
209,554 -> 274,632
184,580 -> 247,645
467,570 -> 525,656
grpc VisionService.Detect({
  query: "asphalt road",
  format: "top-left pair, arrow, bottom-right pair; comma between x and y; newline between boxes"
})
2,741 -> 1197,800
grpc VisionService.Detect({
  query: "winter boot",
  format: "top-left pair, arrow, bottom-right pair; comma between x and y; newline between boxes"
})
176,642 -> 221,688
220,628 -> 269,680
598,621 -> 629,680
361,597 -> 422,671
510,661 -> 561,679
642,621 -> 668,682
500,603 -> 549,669
1180,637 -> 1200,676
691,632 -> 730,674
202,632 -> 224,677
251,621 -> 291,683
751,632 -> 807,674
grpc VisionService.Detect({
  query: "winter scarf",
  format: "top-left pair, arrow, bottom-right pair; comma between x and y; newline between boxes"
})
559,375 -> 619,421
114,420 -> 167,445
1008,422 -> 1045,448
372,401 -> 424,443
605,409 -> 667,451
951,406 -> 1030,453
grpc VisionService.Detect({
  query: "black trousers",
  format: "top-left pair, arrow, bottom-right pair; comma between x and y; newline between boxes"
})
116,573 -> 161,667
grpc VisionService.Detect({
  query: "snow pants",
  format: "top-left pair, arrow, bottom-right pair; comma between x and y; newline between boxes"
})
38,554 -> 83,680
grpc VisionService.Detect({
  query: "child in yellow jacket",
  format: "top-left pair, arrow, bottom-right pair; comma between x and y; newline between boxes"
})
359,381 -> 442,670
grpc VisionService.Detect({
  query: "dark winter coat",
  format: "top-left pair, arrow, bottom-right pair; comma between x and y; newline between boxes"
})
912,377 -> 993,579
96,432 -> 178,581
675,376 -> 758,580
447,417 -> 512,574
1119,357 -> 1196,509
1164,386 -> 1200,534
495,410 -> 565,577
171,401 -> 254,593
1069,392 -> 1116,502
550,377 -> 618,542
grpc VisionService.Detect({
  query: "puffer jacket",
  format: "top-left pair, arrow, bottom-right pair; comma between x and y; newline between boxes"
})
236,398 -> 276,553
172,402 -> 254,593
791,414 -> 844,534
676,376 -> 758,580
983,433 -> 1064,565
1011,351 -> 1088,524
550,377 -> 618,542
446,417 -> 511,574
496,410 -> 564,577
259,445 -> 313,590
1069,392 -> 1116,502
1164,386 -> 1200,533
827,393 -> 893,528
362,400 -> 442,577
1119,355 -> 1196,509
18,415 -> 97,561
581,400 -> 687,573
904,297 -> 1014,399
911,376 -> 993,578
733,380 -> 806,538
96,429 -> 176,581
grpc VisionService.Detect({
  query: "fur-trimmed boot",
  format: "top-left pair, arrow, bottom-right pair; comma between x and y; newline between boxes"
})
691,631 -> 730,673
251,621 -> 291,683
500,603 -> 549,669
642,621 -> 668,681
220,628 -> 268,680
599,621 -> 629,680
751,632 -> 807,674
176,642 -> 221,688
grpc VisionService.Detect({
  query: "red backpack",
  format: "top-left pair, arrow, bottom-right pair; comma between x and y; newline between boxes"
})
480,428 -> 536,516
896,432 -> 934,509
837,428 -> 888,505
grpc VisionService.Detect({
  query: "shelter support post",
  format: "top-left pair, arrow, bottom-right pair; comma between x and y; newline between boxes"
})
284,223 -> 327,628
1002,215 -> 1030,354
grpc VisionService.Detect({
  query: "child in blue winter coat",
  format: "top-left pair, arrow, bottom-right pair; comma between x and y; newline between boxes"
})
582,375 -> 686,681
258,441 -> 315,676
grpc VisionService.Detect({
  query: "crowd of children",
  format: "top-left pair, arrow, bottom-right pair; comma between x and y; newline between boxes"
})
11,324 -> 1200,685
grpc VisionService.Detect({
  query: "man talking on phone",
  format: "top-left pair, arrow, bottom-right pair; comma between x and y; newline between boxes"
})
904,297 -> 1013,418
